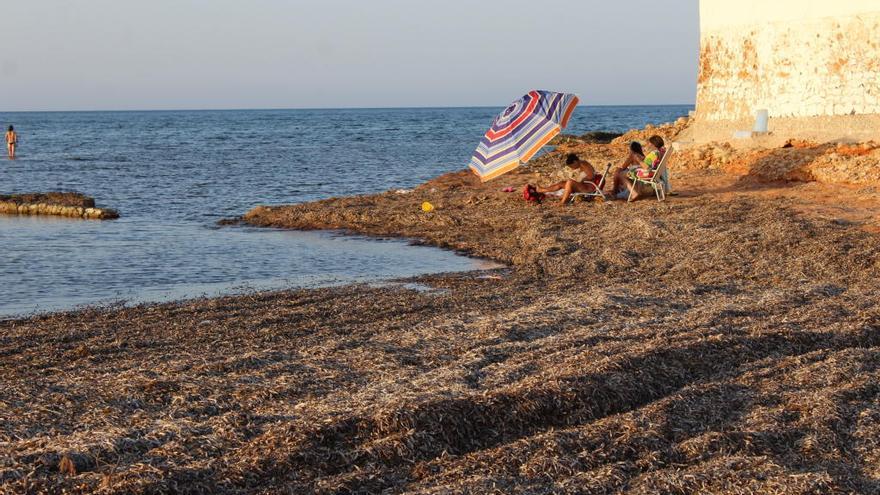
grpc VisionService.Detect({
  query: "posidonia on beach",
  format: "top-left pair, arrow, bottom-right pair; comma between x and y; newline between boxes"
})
4,119 -> 880,493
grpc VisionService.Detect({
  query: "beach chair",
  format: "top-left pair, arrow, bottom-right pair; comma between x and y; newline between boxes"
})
629,148 -> 673,202
570,163 -> 612,203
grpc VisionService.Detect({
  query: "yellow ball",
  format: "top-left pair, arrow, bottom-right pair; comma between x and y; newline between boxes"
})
421,202 -> 434,212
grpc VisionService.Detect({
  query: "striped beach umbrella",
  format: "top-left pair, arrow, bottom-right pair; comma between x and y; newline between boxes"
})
469,90 -> 579,182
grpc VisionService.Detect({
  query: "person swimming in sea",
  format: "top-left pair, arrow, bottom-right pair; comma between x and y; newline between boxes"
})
6,125 -> 17,159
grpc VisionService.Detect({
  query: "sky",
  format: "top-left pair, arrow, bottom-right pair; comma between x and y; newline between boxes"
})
1,1 -> 699,111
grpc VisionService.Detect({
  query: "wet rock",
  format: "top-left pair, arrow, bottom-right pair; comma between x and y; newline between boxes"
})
0,193 -> 119,220
579,131 -> 623,144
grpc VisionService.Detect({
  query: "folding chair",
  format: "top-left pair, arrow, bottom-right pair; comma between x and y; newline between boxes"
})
570,163 -> 612,203
629,148 -> 673,202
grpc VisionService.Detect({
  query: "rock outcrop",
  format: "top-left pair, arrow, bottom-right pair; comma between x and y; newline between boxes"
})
0,193 -> 119,220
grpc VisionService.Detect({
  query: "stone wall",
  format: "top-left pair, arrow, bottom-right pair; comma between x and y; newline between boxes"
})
694,0 -> 880,142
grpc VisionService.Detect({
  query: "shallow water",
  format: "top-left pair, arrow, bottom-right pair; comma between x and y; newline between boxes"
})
0,106 -> 691,317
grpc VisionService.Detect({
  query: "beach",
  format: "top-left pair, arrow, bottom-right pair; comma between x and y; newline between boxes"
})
7,0 -> 880,491
3,122 -> 880,493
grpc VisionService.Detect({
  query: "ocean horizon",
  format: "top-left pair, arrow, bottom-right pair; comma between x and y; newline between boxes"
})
1,102 -> 696,114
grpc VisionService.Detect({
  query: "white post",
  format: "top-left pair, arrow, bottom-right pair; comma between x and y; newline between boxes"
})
754,109 -> 769,134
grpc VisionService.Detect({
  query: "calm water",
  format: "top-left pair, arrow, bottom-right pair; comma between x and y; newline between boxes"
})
0,106 -> 691,317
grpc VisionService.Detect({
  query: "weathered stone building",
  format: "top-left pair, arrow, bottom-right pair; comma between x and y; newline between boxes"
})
693,0 -> 880,143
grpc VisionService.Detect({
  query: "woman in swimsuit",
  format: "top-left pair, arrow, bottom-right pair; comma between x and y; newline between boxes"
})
6,125 -> 17,159
535,153 -> 599,205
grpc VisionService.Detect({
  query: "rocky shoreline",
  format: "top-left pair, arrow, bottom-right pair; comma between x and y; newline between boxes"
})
0,192 -> 119,220
3,124 -> 880,493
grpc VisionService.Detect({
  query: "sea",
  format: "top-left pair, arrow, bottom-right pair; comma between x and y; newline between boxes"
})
0,105 -> 692,317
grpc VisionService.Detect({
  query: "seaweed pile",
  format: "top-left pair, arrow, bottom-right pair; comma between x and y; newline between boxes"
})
3,132 -> 880,492
0,192 -> 96,208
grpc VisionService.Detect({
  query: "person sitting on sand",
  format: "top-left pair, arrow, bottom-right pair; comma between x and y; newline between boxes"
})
611,136 -> 667,200
533,153 -> 599,205
5,125 -> 16,159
